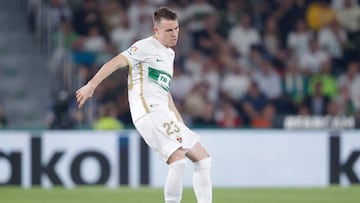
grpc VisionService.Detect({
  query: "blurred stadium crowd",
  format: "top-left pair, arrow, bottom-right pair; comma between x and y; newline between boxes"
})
27,0 -> 360,129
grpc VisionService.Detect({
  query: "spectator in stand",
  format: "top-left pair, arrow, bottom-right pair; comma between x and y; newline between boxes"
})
249,0 -> 269,32
215,101 -> 242,128
100,0 -> 125,33
83,25 -> 107,53
220,63 -> 250,103
282,59 -> 308,105
229,13 -> 261,57
192,14 -> 225,56
318,19 -> 348,61
71,33 -> 99,84
170,65 -> 194,105
128,0 -> 155,39
287,18 -> 313,57
331,0 -> 358,10
303,81 -> 330,115
308,59 -> 338,99
183,50 -> 205,84
306,0 -> 336,31
336,0 -> 360,33
336,0 -> 360,62
45,0 -> 73,33
274,0 -> 307,48
165,0 -> 188,23
110,15 -> 136,52
326,100 -> 341,116
277,58 -> 307,115
239,45 -> 263,73
335,82 -> 356,116
217,0 -> 243,38
172,15 -> 192,61
184,82 -> 209,125
337,61 -> 360,97
96,42 -> 118,66
192,101 -> 217,128
53,20 -> 78,52
201,59 -> 221,103
298,103 -> 311,116
50,20 -> 79,80
336,61 -> 360,115
240,81 -> 269,125
262,16 -> 281,57
81,24 -> 112,69
251,103 -> 276,128
73,0 -> 106,36
112,90 -> 132,127
298,36 -> 329,76
252,58 -> 282,101
212,42 -> 238,76
93,101 -> 124,130
47,90 -> 77,129
183,0 -> 215,39
68,107 -> 89,129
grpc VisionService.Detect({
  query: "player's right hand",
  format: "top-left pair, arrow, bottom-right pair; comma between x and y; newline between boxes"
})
76,84 -> 95,108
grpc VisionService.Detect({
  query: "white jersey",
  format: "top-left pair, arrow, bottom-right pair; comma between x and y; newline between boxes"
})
120,36 -> 175,122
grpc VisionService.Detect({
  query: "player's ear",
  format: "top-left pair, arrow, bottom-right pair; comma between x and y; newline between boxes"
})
153,26 -> 158,33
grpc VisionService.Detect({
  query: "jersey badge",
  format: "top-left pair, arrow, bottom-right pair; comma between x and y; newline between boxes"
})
127,46 -> 138,55
176,136 -> 183,143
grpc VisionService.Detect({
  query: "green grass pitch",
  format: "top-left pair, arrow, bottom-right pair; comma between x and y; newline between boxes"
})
0,186 -> 359,203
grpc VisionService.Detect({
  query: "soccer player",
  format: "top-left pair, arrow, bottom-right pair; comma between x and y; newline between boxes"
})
76,7 -> 212,203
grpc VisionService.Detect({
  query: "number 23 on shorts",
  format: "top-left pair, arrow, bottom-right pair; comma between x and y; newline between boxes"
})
163,121 -> 180,135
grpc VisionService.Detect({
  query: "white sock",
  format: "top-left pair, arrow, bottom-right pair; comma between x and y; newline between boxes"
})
164,159 -> 187,203
193,157 -> 212,203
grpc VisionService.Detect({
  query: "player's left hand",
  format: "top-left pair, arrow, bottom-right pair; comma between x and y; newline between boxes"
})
76,84 -> 95,108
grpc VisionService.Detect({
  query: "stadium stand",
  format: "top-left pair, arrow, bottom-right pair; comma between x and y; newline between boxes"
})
2,0 -> 360,129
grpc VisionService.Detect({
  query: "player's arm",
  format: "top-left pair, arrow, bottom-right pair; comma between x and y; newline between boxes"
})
76,54 -> 129,108
168,93 -> 184,123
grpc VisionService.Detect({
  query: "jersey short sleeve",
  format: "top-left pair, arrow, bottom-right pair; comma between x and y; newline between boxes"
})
120,42 -> 147,66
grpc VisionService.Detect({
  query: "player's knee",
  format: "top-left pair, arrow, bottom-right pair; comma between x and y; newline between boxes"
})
168,158 -> 187,170
167,148 -> 186,164
194,157 -> 211,170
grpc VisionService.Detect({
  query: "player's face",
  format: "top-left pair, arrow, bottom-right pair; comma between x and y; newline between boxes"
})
154,19 -> 179,47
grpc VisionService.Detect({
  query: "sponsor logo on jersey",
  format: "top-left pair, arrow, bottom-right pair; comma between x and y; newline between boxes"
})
157,74 -> 171,90
148,67 -> 172,91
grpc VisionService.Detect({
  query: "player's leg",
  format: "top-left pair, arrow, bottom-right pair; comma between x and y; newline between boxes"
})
186,142 -> 212,203
164,148 -> 187,203
133,112 -> 186,203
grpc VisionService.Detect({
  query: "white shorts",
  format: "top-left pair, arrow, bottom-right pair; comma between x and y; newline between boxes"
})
134,107 -> 200,162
